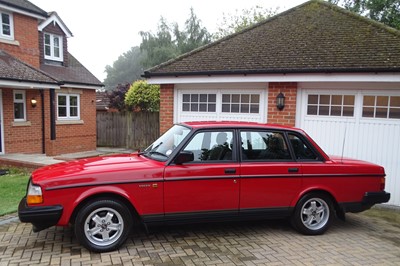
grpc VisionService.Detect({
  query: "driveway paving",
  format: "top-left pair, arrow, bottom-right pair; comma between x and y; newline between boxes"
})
1,212 -> 399,265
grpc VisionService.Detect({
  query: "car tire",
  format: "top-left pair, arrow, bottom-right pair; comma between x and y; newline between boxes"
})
291,193 -> 333,235
74,198 -> 133,252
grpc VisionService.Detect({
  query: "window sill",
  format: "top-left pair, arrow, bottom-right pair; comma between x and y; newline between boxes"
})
12,121 -> 31,127
0,38 -> 19,46
56,120 -> 84,125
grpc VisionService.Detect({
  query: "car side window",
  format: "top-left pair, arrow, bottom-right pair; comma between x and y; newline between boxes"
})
287,133 -> 319,160
240,131 -> 290,161
183,131 -> 234,162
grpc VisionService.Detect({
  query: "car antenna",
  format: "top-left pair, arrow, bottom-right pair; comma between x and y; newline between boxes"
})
341,121 -> 348,164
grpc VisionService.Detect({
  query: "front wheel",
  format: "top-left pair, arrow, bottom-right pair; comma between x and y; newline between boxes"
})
291,193 -> 333,235
74,198 -> 133,252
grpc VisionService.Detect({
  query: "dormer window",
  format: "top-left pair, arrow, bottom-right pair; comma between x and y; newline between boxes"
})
0,11 -> 13,40
44,33 -> 63,61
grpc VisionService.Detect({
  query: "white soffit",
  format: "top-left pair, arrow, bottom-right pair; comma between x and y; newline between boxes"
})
147,73 -> 400,84
0,80 -> 59,89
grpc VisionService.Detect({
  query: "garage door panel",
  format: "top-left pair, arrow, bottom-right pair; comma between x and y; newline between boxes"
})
300,89 -> 400,206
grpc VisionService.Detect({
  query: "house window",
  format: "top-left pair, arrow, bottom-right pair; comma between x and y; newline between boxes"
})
57,94 -> 80,120
14,90 -> 26,121
44,33 -> 63,61
307,94 -> 355,117
0,11 -> 13,39
362,95 -> 400,119
182,94 -> 216,112
222,94 -> 260,113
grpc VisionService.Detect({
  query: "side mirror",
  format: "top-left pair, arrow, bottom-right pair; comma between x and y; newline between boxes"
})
174,151 -> 194,164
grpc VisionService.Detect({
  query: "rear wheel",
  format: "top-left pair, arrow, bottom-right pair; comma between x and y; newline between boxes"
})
291,193 -> 333,235
74,198 -> 133,252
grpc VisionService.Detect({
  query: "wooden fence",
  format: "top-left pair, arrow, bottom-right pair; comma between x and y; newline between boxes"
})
96,112 -> 159,149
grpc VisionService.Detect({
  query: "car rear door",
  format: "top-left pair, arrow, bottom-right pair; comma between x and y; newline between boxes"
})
239,130 -> 302,214
163,130 -> 240,219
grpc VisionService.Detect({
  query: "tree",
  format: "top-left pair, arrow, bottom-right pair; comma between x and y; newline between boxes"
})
104,8 -> 211,90
139,17 -> 178,69
124,80 -> 160,112
103,47 -> 146,90
140,9 -> 212,68
107,83 -> 131,112
214,5 -> 279,39
329,0 -> 400,29
174,8 -> 212,54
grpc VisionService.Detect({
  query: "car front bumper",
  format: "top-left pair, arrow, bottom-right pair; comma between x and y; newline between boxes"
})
18,197 -> 63,232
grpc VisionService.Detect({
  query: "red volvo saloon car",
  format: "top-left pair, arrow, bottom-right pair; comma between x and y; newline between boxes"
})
19,122 -> 390,252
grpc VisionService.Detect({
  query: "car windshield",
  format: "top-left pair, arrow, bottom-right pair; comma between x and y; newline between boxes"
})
143,125 -> 191,161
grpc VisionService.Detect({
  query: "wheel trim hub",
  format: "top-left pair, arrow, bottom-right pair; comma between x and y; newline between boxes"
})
84,207 -> 124,247
300,198 -> 329,230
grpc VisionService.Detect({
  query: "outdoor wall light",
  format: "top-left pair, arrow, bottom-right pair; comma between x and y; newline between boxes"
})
276,92 -> 285,110
31,98 -> 37,108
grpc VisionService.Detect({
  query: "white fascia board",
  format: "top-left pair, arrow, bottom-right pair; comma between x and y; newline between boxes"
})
147,73 -> 400,84
0,80 -> 59,89
61,83 -> 103,90
38,13 -> 73,37
0,4 -> 46,20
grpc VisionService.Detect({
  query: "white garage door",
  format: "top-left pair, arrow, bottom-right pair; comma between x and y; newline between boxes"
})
175,85 -> 267,123
298,89 -> 400,206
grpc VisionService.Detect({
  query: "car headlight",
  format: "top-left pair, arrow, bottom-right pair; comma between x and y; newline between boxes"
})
26,180 -> 43,204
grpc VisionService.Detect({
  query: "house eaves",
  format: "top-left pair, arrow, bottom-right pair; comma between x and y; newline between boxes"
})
144,0 -> 400,79
0,0 -> 47,19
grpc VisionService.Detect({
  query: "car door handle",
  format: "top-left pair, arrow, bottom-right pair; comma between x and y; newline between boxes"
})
288,168 -> 299,173
225,168 -> 236,174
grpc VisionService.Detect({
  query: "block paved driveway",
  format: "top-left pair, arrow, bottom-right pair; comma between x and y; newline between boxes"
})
1,212 -> 399,265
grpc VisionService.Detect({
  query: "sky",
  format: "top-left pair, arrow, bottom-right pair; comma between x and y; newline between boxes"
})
31,0 -> 308,82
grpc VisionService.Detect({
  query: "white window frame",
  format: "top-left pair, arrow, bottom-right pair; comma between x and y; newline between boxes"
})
57,93 -> 80,120
221,93 -> 260,114
0,11 -> 13,40
182,93 -> 217,112
362,95 -> 400,120
13,90 -> 26,122
306,93 -> 356,117
44,33 -> 63,61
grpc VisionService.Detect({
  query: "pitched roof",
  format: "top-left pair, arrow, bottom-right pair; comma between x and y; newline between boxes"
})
0,0 -> 47,18
144,0 -> 400,77
40,53 -> 103,87
0,50 -> 57,84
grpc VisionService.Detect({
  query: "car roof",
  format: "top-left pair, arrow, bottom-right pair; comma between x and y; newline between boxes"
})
179,121 -> 303,132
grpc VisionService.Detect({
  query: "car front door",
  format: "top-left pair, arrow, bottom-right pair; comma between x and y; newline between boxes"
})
239,130 -> 302,215
164,130 -> 240,220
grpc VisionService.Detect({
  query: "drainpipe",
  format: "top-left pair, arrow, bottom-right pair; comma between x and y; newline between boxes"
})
40,89 -> 45,154
49,89 -> 56,140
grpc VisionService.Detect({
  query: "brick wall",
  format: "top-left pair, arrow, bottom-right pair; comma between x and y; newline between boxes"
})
267,82 -> 297,126
2,88 -> 96,155
2,89 -> 43,153
159,84 -> 174,134
0,13 -> 40,68
45,89 -> 97,155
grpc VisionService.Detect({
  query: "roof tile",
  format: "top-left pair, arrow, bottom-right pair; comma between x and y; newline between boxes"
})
0,50 -> 57,84
145,0 -> 400,77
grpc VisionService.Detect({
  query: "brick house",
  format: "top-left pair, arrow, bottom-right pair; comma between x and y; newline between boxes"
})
144,0 -> 400,206
0,0 -> 102,156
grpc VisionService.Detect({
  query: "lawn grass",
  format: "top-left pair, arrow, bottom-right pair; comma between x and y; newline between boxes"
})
0,167 -> 30,216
